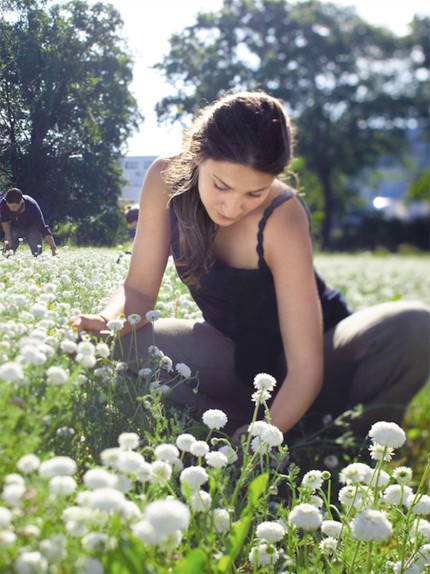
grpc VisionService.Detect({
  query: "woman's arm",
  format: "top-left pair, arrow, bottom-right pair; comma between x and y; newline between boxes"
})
71,158 -> 172,336
263,196 -> 324,434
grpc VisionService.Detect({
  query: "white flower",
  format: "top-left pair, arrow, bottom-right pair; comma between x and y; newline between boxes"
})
87,487 -> 127,513
176,433 -> 196,452
118,432 -> 140,450
60,340 -> 77,353
20,344 -> 47,365
190,440 -> 210,457
135,462 -> 153,482
76,353 -> 96,368
392,466 -> 413,484
368,421 -> 406,449
116,451 -> 146,474
324,454 -> 339,469
145,310 -> 161,322
49,475 -> 77,496
39,535 -> 67,562
138,367 -> 152,378
17,454 -> 40,474
301,470 -> 324,491
83,468 -> 118,490
319,536 -> 338,555
39,456 -> 77,478
251,389 -> 271,402
321,520 -> 343,538
96,342 -> 110,358
249,543 -> 279,567
46,365 -> 69,385
368,469 -> 390,488
81,532 -> 110,553
309,495 -> 324,508
180,466 -> 209,491
107,316 -> 126,331
411,518 -> 430,542
338,485 -> 364,508
256,521 -> 285,543
0,361 -> 24,382
218,445 -> 238,465
0,530 -> 17,547
29,303 -> 48,318
82,557 -> 104,574
260,424 -> 283,447
76,340 -> 96,356
100,447 -> 122,469
288,503 -> 322,530
127,313 -> 142,325
351,509 -> 392,542
382,484 -> 413,506
160,356 -> 173,372
406,493 -> 430,515
150,460 -> 172,484
21,524 -> 41,537
15,551 -> 48,574
210,508 -> 230,533
56,426 -> 75,439
253,373 -> 277,392
143,498 -> 190,534
249,420 -> 269,436
5,473 -> 24,486
189,490 -> 212,512
339,462 -> 373,485
369,443 -> 394,461
0,507 -> 12,528
202,409 -> 228,430
131,520 -> 160,545
205,451 -> 228,468
176,362 -> 192,379
2,483 -> 26,507
155,444 -> 180,464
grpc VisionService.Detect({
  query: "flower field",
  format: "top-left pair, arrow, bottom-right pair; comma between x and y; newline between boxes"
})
0,247 -> 429,573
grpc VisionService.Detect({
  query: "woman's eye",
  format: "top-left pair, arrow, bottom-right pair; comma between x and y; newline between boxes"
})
214,182 -> 228,191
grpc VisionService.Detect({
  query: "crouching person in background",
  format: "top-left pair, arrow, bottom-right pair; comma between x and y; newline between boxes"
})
0,187 -> 57,256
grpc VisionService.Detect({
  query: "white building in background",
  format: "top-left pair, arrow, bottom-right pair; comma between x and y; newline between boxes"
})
120,156 -> 158,202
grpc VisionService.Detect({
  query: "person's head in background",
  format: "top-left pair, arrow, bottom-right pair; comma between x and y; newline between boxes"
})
5,188 -> 24,212
124,204 -> 139,238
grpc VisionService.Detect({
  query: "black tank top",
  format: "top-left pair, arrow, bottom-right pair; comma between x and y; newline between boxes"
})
169,191 -> 352,385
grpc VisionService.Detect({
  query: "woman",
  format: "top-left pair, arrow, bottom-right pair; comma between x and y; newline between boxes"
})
72,91 -> 429,439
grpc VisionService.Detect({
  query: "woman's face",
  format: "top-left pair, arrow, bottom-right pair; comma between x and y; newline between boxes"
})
198,159 -> 275,227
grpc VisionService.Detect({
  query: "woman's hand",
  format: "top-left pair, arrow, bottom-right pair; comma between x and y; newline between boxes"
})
71,314 -> 110,335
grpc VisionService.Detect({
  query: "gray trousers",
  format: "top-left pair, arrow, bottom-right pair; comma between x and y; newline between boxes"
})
120,301 -> 430,437
10,225 -> 43,255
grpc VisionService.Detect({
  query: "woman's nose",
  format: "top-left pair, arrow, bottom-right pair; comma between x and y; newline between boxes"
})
221,196 -> 243,218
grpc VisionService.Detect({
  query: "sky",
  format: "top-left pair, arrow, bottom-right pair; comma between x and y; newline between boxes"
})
104,0 -> 430,157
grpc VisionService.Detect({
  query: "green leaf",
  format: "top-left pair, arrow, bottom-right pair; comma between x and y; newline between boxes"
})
173,548 -> 207,574
247,472 -> 269,507
216,515 -> 253,573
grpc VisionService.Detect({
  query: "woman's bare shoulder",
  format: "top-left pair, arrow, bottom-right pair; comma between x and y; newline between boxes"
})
140,157 -> 176,205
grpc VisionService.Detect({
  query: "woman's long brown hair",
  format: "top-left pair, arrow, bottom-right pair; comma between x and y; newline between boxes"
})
164,91 -> 294,286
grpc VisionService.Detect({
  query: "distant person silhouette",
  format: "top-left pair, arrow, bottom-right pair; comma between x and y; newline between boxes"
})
1,187 -> 57,256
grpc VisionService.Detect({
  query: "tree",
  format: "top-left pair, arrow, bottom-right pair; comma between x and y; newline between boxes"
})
154,0 -> 416,248
0,0 -> 141,224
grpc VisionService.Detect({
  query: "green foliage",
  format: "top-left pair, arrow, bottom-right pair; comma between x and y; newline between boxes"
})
154,0 -> 426,248
0,0 -> 142,224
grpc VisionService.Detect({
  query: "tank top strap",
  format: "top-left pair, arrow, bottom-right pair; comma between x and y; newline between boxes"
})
256,190 -> 295,266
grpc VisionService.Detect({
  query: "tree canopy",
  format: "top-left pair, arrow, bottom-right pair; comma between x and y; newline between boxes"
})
154,0 -> 427,247
0,0 -> 142,224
